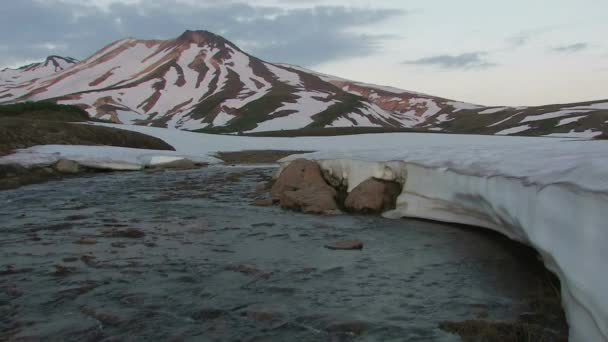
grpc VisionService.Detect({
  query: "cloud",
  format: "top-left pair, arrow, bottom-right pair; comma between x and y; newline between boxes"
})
0,0 -> 403,68
505,28 -> 546,48
403,52 -> 496,70
550,43 -> 589,53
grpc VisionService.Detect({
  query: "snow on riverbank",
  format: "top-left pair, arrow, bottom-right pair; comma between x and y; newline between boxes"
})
1,123 -> 607,341
0,145 -> 215,170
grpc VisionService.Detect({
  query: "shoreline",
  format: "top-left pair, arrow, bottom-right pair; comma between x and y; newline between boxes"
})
0,149 -> 302,191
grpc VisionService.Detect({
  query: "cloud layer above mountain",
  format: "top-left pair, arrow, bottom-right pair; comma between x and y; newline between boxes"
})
0,0 -> 606,106
0,0 -> 401,67
404,52 -> 496,70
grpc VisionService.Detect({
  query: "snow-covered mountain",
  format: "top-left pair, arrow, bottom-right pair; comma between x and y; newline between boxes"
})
1,30 -> 606,137
0,56 -> 78,92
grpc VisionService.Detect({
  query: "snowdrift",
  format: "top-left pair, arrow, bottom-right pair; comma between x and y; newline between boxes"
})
0,145 -> 214,170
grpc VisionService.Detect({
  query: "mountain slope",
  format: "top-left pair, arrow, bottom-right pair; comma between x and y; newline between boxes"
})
284,64 -> 608,138
0,30 -> 606,137
0,56 -> 78,100
0,31 -> 412,132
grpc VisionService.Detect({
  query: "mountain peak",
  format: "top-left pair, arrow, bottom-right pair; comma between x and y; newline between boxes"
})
176,30 -> 227,45
44,55 -> 78,65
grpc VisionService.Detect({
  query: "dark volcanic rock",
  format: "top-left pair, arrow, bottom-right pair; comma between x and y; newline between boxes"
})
344,178 -> 401,214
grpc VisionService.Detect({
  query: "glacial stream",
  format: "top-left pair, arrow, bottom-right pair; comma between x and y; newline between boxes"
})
1,166 -> 562,341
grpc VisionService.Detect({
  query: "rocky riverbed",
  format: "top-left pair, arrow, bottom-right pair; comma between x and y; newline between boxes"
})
0,166 -> 566,341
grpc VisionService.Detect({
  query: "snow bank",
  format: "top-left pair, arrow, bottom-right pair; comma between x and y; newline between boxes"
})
279,144 -> 608,342
0,145 -> 215,170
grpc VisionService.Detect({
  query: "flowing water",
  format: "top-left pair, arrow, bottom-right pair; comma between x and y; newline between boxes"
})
1,166 -> 553,341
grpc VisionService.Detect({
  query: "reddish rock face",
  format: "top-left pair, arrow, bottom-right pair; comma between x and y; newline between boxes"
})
344,178 -> 401,214
271,159 -> 338,214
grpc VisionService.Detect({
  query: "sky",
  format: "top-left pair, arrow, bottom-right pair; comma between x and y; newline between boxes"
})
0,0 -> 606,106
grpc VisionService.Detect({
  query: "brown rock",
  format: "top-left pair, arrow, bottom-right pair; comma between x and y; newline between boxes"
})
280,186 -> 338,214
344,178 -> 401,214
271,159 -> 338,214
54,159 -> 80,174
324,240 -> 364,250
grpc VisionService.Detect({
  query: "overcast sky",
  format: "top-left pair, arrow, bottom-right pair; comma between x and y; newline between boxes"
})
1,0 -> 606,106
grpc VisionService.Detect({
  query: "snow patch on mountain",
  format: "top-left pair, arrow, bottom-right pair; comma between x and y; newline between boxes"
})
496,124 -> 531,135
544,129 -> 603,138
446,101 -> 484,112
248,91 -> 338,132
264,63 -> 302,87
521,109 -> 594,123
479,107 -> 508,114
558,115 -> 587,126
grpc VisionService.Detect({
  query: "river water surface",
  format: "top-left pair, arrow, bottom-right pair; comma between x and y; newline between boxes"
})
1,166 -> 554,341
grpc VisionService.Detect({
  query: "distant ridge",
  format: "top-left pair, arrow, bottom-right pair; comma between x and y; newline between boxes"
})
0,30 -> 606,137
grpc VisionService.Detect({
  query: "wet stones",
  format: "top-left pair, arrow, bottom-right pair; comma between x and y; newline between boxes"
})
226,264 -> 272,279
344,178 -> 402,214
324,240 -> 364,250
271,159 -> 338,214
148,158 -> 199,171
100,227 -> 145,238
52,265 -> 76,277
